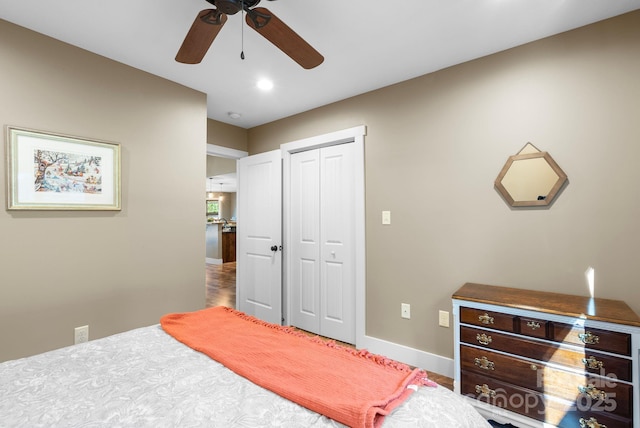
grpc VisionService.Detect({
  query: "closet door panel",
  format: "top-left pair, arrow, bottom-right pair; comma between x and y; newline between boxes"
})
299,259 -> 317,315
290,150 -> 321,333
320,144 -> 355,344
323,260 -> 345,321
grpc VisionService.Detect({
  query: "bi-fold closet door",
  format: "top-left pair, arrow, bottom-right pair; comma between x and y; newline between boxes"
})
289,143 -> 356,344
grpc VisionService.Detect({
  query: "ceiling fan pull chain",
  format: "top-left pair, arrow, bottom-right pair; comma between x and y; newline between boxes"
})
240,0 -> 245,60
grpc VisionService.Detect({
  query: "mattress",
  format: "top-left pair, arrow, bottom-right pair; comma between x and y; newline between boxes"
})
0,325 -> 490,427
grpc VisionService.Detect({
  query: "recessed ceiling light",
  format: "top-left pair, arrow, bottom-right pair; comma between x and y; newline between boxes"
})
228,112 -> 241,119
256,79 -> 274,91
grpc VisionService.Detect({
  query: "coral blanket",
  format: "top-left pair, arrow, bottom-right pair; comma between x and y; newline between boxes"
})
160,306 -> 434,428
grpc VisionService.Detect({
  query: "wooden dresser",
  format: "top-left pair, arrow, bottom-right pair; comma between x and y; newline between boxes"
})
452,283 -> 640,428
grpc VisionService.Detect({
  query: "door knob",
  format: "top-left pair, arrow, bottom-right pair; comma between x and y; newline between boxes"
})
271,245 -> 278,252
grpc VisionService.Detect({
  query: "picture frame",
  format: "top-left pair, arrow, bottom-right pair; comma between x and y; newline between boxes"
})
5,126 -> 121,210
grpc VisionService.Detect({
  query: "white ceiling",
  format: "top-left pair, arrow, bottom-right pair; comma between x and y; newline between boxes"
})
1,0 -> 639,129
207,173 -> 237,193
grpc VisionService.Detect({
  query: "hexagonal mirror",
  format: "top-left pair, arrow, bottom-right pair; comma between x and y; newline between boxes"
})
495,143 -> 568,207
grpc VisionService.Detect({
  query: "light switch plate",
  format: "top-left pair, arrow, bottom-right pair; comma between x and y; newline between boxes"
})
382,211 -> 391,225
438,310 -> 450,327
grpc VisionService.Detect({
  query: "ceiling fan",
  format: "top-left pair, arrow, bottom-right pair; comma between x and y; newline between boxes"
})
175,0 -> 324,69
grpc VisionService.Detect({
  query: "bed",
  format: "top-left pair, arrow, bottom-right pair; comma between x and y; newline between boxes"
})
0,307 -> 490,427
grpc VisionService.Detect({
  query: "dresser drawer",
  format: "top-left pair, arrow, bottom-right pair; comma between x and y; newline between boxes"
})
460,345 -> 633,417
461,371 -> 633,428
460,307 -> 516,332
461,370 -> 545,421
579,352 -> 632,382
460,326 -> 632,382
461,345 -> 542,390
519,316 -> 549,339
551,323 -> 632,356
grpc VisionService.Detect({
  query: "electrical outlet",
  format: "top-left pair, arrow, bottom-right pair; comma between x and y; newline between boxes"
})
439,310 -> 450,328
74,325 -> 89,344
401,303 -> 411,319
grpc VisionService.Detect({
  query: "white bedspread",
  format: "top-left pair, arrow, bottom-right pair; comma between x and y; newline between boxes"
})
0,325 -> 489,427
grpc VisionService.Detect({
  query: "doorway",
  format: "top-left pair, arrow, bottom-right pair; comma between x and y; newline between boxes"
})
205,144 -> 248,309
205,156 -> 237,265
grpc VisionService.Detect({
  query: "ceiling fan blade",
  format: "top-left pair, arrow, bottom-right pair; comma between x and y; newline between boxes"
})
246,7 -> 323,69
176,9 -> 228,64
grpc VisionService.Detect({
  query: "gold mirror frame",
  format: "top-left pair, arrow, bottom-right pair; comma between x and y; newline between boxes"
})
495,143 -> 568,207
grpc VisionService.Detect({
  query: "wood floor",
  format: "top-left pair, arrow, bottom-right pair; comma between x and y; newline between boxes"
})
205,262 -> 236,309
204,262 -> 453,390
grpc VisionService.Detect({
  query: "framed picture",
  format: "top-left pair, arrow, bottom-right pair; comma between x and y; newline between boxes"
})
5,126 -> 121,210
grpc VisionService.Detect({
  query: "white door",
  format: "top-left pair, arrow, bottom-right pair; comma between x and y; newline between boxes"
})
289,149 -> 320,333
289,143 -> 356,344
236,149 -> 282,324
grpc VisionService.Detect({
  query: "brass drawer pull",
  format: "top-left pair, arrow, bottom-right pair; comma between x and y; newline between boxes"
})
578,384 -> 607,400
526,321 -> 541,330
476,333 -> 492,345
530,364 -> 538,371
475,383 -> 497,398
474,356 -> 495,371
579,417 -> 607,428
582,356 -> 604,370
578,331 -> 600,345
478,313 -> 494,325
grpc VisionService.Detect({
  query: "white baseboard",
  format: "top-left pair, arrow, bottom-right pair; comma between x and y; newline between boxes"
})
358,334 -> 454,378
206,258 -> 222,265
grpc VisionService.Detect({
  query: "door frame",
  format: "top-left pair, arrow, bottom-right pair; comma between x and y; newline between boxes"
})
205,144 -> 247,265
206,144 -> 248,159
281,125 -> 366,349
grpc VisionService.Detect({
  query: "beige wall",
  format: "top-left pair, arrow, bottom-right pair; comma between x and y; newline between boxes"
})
207,118 -> 248,151
207,156 -> 237,177
0,20 -> 207,361
248,10 -> 640,358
